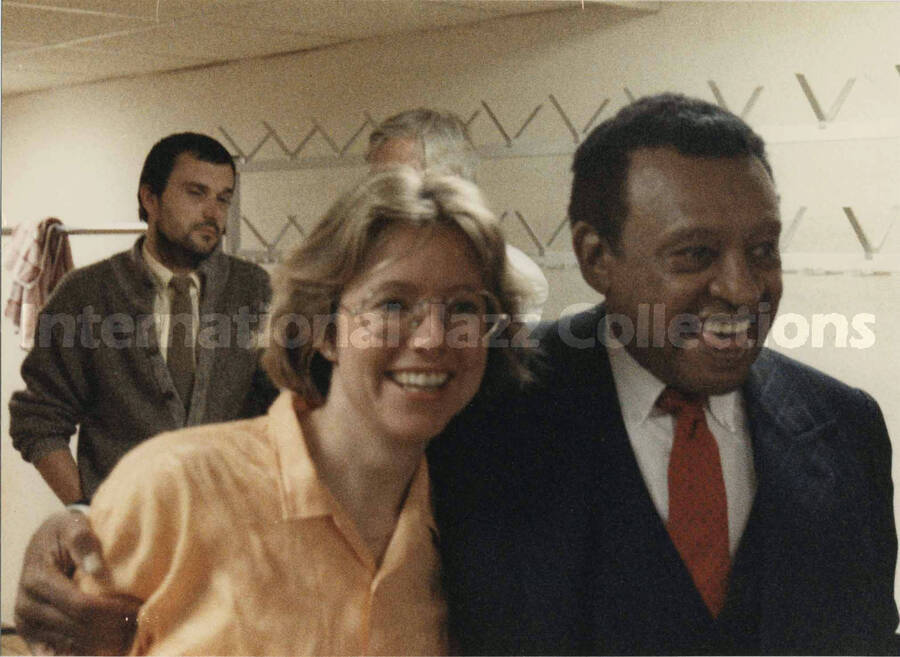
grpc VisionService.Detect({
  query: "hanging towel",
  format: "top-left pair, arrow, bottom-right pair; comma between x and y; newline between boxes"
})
4,217 -> 75,349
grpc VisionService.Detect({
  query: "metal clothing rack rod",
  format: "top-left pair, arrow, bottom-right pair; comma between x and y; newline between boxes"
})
1,224 -> 146,236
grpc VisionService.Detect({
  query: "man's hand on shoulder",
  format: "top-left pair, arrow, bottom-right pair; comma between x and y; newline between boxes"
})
14,510 -> 140,655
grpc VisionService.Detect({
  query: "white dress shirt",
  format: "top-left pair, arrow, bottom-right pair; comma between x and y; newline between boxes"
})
142,242 -> 200,363
606,344 -> 757,555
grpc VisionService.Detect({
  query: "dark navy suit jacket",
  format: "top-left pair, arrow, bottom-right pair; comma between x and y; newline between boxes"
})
429,305 -> 898,654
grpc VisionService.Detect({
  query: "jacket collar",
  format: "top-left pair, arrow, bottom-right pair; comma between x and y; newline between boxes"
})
742,349 -> 839,515
121,235 -> 230,310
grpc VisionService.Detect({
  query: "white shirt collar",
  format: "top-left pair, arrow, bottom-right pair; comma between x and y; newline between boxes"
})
606,342 -> 742,433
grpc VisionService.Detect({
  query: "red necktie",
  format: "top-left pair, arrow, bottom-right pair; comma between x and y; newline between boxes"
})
657,387 -> 730,617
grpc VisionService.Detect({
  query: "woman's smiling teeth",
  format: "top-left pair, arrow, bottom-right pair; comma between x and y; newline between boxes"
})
389,371 -> 451,390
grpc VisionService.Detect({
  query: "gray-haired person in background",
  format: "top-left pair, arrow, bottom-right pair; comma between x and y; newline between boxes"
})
367,108 -> 549,320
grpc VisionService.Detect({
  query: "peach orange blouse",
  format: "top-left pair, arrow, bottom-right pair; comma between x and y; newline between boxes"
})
81,391 -> 447,655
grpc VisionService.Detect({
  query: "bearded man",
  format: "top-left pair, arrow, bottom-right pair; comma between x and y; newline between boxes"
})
9,132 -> 275,505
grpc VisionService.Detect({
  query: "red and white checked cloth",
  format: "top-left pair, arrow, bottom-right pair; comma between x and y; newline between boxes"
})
4,217 -> 74,348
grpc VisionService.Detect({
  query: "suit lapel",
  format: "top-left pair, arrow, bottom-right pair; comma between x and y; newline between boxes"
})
743,350 -> 840,524
741,350 -> 843,650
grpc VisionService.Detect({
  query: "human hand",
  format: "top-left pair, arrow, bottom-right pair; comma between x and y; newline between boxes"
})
14,511 -> 140,655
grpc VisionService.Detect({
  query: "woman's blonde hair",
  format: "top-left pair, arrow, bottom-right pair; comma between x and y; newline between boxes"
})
262,167 -> 531,403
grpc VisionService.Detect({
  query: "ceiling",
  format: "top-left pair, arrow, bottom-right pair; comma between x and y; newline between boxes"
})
1,0 -> 646,97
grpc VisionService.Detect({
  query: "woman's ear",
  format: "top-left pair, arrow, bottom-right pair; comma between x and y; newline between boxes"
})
571,221 -> 615,295
316,316 -> 339,363
317,332 -> 337,363
318,344 -> 336,363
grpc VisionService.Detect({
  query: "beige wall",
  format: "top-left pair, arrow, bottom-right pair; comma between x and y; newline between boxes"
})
3,1 -> 899,623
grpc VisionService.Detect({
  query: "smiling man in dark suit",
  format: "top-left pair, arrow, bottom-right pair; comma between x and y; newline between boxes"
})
430,93 -> 898,654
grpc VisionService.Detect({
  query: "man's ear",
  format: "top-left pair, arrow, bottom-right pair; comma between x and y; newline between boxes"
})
571,221 -> 615,295
138,184 -> 158,221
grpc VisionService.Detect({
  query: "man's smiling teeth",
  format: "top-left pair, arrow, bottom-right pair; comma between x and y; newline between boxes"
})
703,317 -> 752,336
390,371 -> 450,389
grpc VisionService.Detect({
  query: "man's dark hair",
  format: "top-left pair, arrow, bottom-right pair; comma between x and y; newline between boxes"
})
569,93 -> 772,248
137,132 -> 236,222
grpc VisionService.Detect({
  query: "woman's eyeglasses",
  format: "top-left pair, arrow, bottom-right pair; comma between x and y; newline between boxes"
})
340,288 -> 509,344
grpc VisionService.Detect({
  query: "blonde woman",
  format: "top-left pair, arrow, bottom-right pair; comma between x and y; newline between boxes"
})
77,168 -> 529,655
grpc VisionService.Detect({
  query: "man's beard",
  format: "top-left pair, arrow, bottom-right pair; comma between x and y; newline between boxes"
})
153,223 -> 218,270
